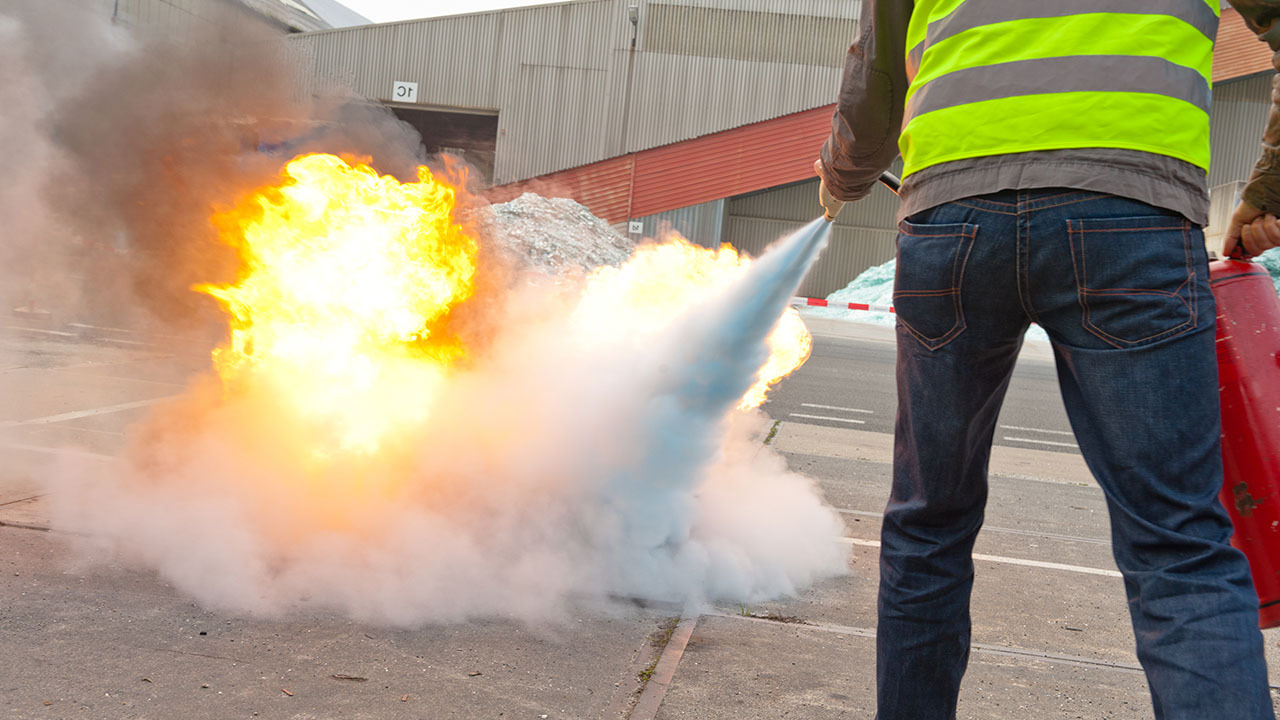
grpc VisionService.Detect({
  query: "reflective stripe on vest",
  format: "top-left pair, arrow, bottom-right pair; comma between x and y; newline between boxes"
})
899,1 -> 1220,178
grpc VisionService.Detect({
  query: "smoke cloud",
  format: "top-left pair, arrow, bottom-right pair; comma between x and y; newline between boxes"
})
7,1 -> 848,624
0,0 -> 427,333
52,221 -> 847,624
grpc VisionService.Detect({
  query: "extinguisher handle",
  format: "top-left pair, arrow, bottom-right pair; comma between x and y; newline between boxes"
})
1229,244 -> 1255,262
879,171 -> 902,196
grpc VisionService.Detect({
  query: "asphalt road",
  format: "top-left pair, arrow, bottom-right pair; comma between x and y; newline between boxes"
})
764,315 -> 1080,454
4,324 -> 1280,718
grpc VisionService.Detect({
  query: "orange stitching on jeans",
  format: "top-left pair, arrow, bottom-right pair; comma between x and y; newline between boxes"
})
1029,191 -> 1093,203
1083,289 -> 1193,317
954,229 -> 975,303
1082,287 -> 1183,298
1070,219 -> 1122,348
1082,312 -> 1195,346
972,196 -> 1017,207
1070,219 -> 1197,346
895,230 -> 975,351
1075,226 -> 1186,233
897,228 -> 976,238
894,289 -> 958,297
952,201 -> 1016,215
1031,196 -> 1111,211
1183,223 -> 1197,327
898,317 -> 962,349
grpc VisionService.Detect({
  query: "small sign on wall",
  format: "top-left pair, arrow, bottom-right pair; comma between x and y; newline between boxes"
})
628,221 -> 644,235
392,81 -> 418,102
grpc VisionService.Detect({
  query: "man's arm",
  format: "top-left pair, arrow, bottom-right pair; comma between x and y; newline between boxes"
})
815,0 -> 913,220
1225,0 -> 1280,255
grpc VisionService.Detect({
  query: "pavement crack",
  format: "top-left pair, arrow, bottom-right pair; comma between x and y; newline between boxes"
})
135,645 -> 255,665
0,494 -> 45,507
0,520 -> 52,533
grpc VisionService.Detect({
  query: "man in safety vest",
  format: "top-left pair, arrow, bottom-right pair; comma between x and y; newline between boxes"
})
815,2 -> 1280,718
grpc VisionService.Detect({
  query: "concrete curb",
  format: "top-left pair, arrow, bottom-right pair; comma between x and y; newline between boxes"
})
629,614 -> 698,720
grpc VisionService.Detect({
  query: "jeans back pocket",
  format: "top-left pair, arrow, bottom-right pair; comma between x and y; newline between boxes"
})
894,220 -> 978,350
1066,215 -> 1197,349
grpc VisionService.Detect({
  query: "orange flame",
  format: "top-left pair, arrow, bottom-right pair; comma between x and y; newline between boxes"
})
198,156 -> 809,459
198,154 -> 478,454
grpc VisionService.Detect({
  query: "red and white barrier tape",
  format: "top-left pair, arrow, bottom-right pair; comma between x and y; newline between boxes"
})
792,297 -> 895,314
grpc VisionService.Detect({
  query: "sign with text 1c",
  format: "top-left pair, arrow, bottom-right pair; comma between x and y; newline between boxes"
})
392,81 -> 418,102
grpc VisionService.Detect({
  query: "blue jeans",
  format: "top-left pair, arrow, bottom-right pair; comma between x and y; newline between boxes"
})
878,189 -> 1273,720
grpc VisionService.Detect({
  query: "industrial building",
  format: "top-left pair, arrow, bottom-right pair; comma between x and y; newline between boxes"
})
88,0 -> 368,35
288,0 -> 1279,299
91,0 -> 1280,300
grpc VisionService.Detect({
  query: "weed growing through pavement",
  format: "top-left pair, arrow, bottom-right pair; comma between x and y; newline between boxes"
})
763,420 -> 781,445
736,605 -> 812,625
637,617 -> 680,687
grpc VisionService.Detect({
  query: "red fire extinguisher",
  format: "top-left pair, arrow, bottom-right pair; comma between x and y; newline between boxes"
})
1212,251 -> 1280,628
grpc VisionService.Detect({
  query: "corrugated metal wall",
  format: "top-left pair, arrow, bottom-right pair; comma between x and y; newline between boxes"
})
90,0 -> 321,34
632,175 -> 900,300
723,179 -> 899,298
86,0 -> 242,32
289,0 -> 859,184
634,199 -> 727,246
1209,73 -> 1272,187
1205,181 -> 1247,252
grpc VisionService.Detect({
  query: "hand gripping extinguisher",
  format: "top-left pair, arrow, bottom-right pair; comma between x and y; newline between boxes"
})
1211,248 -> 1280,628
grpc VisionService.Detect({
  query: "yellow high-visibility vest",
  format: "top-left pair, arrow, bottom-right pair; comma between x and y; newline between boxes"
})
900,0 -> 1220,178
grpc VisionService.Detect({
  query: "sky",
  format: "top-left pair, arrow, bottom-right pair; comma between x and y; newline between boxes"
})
336,0 -> 551,23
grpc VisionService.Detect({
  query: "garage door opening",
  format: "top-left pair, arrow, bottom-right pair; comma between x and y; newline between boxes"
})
388,106 -> 499,184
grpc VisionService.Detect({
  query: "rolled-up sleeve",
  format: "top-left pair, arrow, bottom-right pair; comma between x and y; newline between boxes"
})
818,0 -> 913,203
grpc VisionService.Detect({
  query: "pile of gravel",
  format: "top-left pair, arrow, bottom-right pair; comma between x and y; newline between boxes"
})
476,193 -> 636,274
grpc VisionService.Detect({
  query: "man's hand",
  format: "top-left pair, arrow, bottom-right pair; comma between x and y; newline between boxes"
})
1225,200 -> 1280,257
815,159 -> 845,222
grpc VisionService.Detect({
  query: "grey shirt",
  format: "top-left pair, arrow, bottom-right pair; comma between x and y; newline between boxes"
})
899,149 -> 1211,226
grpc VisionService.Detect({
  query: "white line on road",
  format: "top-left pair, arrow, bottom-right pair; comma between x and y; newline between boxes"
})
1000,425 -> 1074,436
1003,436 -> 1080,449
712,612 -> 1163,679
789,413 -> 867,424
0,442 -> 116,462
2,326 -> 77,338
838,538 -> 1122,578
0,397 -> 172,428
834,508 -> 1111,546
801,403 -> 874,414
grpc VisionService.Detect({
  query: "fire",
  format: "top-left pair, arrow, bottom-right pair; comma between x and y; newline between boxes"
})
198,156 -> 809,458
746,308 -> 812,409
198,154 -> 478,454
579,235 -> 812,409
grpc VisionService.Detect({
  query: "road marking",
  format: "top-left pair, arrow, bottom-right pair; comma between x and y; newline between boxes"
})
47,368 -> 186,389
834,508 -> 1111,546
712,613 -> 1165,679
2,326 -> 77,338
838,538 -> 1122,578
54,425 -> 125,437
1000,425 -> 1074,436
1004,436 -> 1080,449
801,403 -> 874,414
789,413 -> 866,424
0,442 -> 116,462
0,397 -> 172,428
